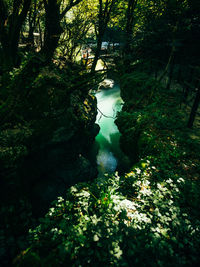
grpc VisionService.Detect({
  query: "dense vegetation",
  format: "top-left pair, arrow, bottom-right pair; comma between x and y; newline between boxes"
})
15,76 -> 200,266
0,0 -> 199,266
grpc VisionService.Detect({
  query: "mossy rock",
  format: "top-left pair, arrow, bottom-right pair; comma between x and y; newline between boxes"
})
115,111 -> 137,134
119,127 -> 140,163
120,72 -> 160,104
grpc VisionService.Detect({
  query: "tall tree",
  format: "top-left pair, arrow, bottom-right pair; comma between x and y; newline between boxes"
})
124,0 -> 137,53
0,0 -> 32,70
123,0 -> 137,72
91,0 -> 118,72
187,87 -> 200,128
58,0 -> 94,62
40,0 -> 84,62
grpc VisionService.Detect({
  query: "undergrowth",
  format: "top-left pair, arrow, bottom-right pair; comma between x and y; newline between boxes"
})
16,71 -> 200,267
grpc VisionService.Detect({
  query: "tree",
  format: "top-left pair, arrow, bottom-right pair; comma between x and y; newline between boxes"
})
0,0 -> 32,70
26,0 -> 44,49
124,0 -> 137,54
91,0 -> 119,72
58,0 -> 94,62
122,0 -> 138,72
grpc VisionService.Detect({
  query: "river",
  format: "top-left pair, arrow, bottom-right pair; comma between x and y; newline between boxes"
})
94,80 -> 129,177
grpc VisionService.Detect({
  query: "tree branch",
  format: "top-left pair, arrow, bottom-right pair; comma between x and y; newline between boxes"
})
97,107 -> 115,119
60,0 -> 83,19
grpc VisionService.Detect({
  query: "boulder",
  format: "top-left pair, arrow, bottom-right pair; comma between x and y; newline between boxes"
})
99,79 -> 114,90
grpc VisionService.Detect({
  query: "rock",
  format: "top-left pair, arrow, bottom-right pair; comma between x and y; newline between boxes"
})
30,154 -> 97,216
22,92 -> 99,216
1,66 -> 99,217
99,79 -> 114,90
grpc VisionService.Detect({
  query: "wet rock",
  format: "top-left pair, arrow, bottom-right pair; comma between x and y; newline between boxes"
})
99,79 -> 114,90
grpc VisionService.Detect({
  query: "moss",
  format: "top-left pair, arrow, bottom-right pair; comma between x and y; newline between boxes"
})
120,72 -> 160,105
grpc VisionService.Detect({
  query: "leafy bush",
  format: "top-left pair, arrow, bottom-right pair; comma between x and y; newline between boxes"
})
15,70 -> 200,267
16,159 -> 200,266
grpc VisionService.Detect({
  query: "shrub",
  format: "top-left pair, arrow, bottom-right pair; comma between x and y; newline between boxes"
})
16,160 -> 200,266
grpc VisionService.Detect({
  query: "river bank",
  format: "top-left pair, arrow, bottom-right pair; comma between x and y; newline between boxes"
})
17,70 -> 200,266
0,63 -> 100,266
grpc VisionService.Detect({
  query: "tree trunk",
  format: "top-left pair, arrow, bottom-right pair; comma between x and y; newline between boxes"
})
123,0 -> 137,72
42,0 -> 63,62
183,67 -> 194,102
0,0 -> 32,71
1,28 -> 21,70
187,86 -> 200,128
166,59 -> 175,90
38,19 -> 43,49
91,37 -> 103,73
28,1 -> 37,48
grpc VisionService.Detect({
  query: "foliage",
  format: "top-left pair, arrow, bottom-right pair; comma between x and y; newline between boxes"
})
115,71 -> 197,162
0,57 -> 99,265
0,198 -> 33,265
58,0 -> 95,62
1,0 -> 200,266
119,71 -> 161,105
16,71 -> 200,266
16,156 -> 200,266
134,0 -> 200,66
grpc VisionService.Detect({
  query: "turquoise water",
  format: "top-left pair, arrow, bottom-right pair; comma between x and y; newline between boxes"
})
95,84 -> 128,177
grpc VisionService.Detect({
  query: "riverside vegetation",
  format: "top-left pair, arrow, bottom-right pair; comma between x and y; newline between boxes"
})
15,71 -> 200,266
0,0 -> 200,266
